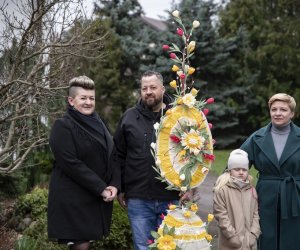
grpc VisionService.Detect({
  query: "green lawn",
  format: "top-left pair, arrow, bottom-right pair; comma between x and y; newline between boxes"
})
210,150 -> 258,185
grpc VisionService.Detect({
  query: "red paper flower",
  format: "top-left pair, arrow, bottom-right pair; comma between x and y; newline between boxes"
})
203,108 -> 209,116
169,53 -> 176,59
179,73 -> 185,79
176,28 -> 184,36
162,44 -> 170,51
208,123 -> 213,129
206,97 -> 214,104
170,134 -> 181,143
204,153 -> 215,161
147,239 -> 154,245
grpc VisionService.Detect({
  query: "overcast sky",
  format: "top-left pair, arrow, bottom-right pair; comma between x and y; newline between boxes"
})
138,0 -> 179,19
84,0 -> 179,19
0,0 -> 178,32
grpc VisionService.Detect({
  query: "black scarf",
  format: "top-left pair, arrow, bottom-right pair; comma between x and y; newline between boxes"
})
66,105 -> 113,158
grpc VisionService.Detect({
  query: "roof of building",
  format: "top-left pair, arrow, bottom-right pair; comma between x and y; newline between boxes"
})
140,16 -> 167,32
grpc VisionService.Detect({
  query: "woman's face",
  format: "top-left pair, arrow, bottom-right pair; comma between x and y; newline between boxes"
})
270,100 -> 294,127
68,87 -> 95,115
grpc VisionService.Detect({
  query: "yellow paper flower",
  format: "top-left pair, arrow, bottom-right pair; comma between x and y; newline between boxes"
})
190,88 -> 198,96
173,179 -> 181,186
181,129 -> 205,155
179,149 -> 186,157
188,67 -> 195,75
169,80 -> 177,89
207,214 -> 214,222
177,97 -> 183,104
169,204 -> 177,210
157,235 -> 177,250
187,41 -> 196,53
183,211 -> 191,218
182,93 -> 196,108
190,203 -> 198,212
205,234 -> 213,242
172,65 -> 180,72
166,109 -> 172,115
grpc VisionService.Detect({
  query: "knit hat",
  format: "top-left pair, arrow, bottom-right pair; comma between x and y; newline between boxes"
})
228,149 -> 249,170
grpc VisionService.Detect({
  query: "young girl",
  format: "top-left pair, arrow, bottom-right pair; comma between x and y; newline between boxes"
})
213,149 -> 261,250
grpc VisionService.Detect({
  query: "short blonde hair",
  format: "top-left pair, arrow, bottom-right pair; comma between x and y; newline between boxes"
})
68,75 -> 95,97
268,93 -> 296,112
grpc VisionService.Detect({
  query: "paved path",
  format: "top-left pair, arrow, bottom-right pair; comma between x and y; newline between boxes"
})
193,172 -> 218,249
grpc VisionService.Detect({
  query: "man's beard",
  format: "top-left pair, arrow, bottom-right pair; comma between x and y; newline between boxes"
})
142,94 -> 163,110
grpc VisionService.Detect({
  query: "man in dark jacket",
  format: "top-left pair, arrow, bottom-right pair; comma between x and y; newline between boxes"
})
114,71 -> 184,250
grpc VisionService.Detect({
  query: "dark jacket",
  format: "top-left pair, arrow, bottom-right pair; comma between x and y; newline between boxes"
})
48,113 -> 120,240
114,94 -> 179,200
241,122 -> 300,250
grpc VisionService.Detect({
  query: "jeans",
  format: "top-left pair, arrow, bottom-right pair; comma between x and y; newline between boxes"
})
127,198 -> 178,250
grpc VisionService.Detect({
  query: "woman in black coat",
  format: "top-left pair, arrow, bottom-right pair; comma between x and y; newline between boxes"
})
48,76 -> 120,250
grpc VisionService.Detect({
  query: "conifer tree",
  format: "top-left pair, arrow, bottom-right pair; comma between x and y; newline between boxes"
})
219,0 -> 300,126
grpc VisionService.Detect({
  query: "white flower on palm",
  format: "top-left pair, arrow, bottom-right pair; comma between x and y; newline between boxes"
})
154,122 -> 160,130
182,93 -> 196,108
181,129 -> 205,155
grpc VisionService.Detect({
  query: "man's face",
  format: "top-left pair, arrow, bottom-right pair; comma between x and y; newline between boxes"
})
140,75 -> 165,110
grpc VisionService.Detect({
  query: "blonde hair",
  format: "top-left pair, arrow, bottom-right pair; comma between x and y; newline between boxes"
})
268,93 -> 296,112
68,75 -> 95,97
213,171 -> 253,192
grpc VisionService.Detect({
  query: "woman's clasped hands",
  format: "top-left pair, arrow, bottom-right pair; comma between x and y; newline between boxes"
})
101,186 -> 118,202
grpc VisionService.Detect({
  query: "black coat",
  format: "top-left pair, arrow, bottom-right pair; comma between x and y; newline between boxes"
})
113,95 -> 179,200
48,113 -> 120,240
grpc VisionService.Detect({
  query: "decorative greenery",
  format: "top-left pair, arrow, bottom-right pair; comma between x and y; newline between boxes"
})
151,9 -> 215,192
149,224 -> 181,250
148,203 -> 214,250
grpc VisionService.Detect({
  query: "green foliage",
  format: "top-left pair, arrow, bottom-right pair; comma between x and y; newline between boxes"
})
15,236 -> 38,250
15,187 -> 132,249
0,172 -> 29,197
92,201 -> 133,250
0,148 -> 53,198
24,215 -> 67,250
16,187 -> 48,219
219,0 -> 300,127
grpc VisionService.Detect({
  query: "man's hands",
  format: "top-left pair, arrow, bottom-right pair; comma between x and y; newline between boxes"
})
117,193 -> 127,209
101,186 -> 118,202
179,190 -> 193,205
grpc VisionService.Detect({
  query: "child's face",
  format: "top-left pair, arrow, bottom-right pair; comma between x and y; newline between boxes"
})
230,168 -> 248,181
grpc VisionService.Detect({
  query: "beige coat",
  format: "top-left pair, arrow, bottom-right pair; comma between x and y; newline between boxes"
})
213,178 -> 261,250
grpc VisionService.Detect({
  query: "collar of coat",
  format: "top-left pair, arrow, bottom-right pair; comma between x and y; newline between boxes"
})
253,122 -> 300,168
227,177 -> 251,190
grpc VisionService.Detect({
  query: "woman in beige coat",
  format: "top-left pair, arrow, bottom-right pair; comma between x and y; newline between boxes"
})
213,149 -> 261,250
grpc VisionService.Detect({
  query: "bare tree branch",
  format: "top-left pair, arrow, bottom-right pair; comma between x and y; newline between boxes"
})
0,0 -> 106,174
